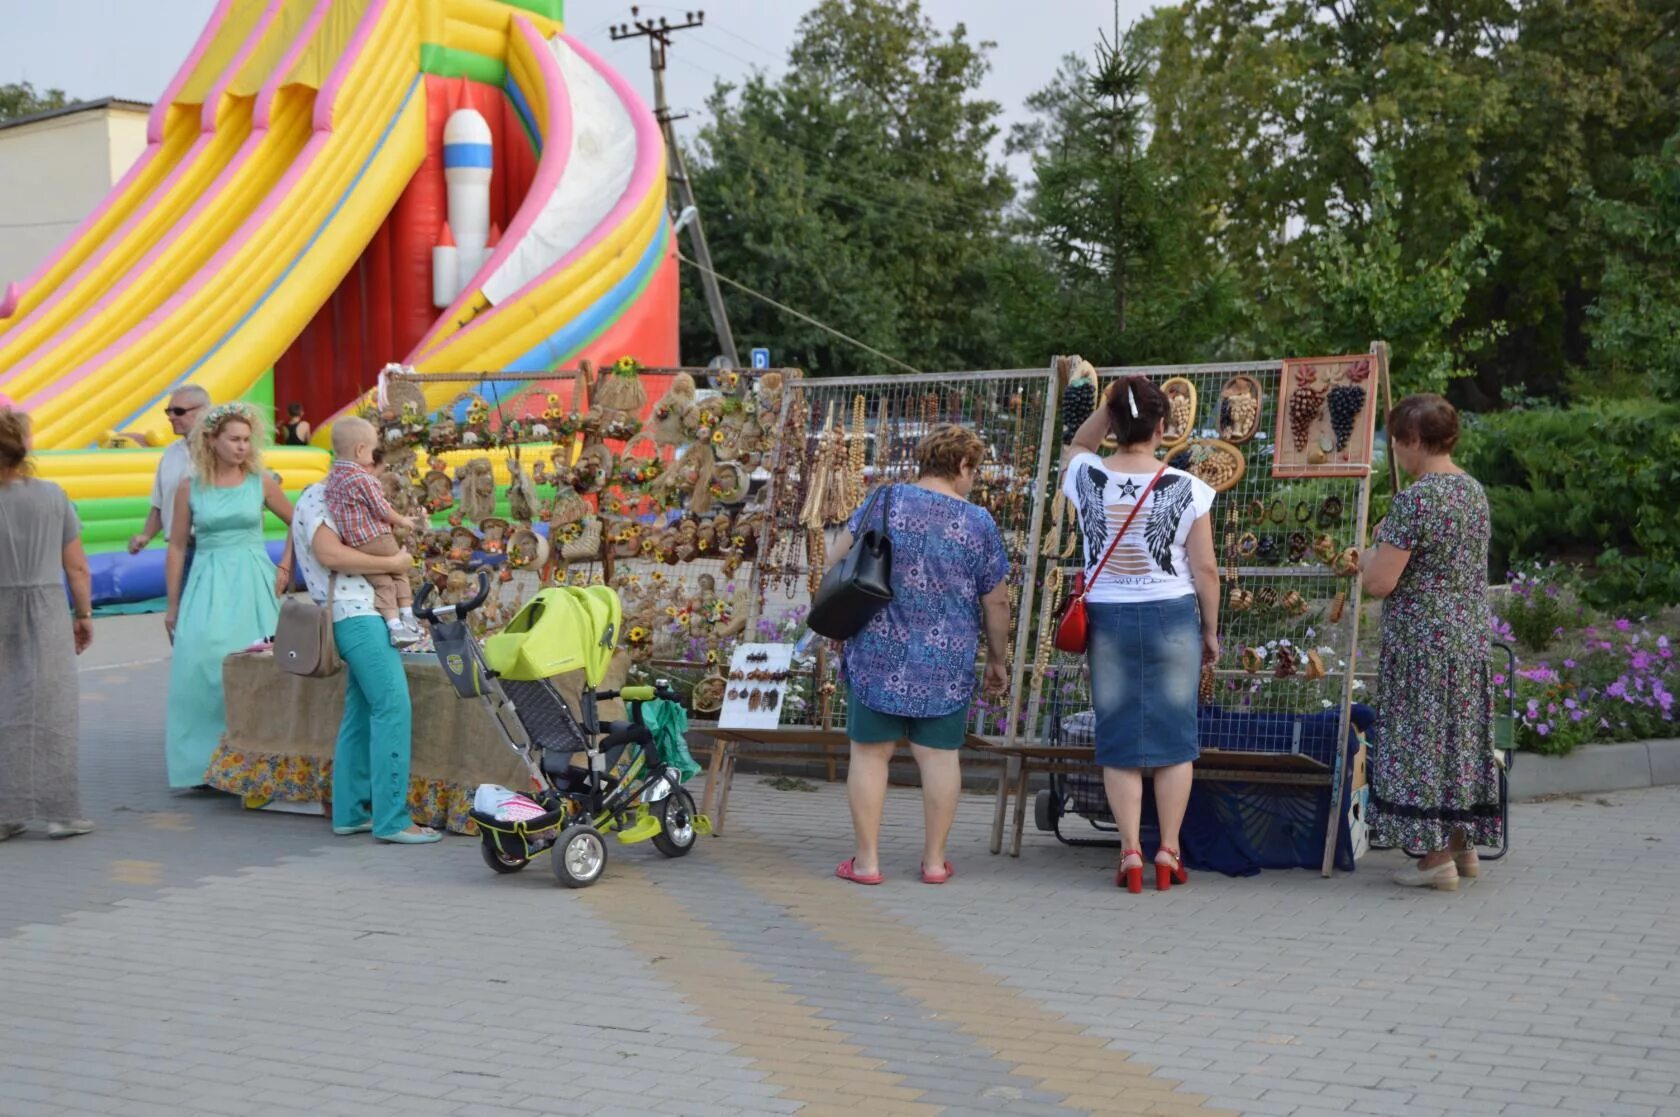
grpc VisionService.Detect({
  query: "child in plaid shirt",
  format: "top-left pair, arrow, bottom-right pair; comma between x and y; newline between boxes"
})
325,418 -> 419,646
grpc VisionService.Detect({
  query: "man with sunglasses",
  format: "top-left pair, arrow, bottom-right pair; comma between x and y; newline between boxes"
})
127,386 -> 210,574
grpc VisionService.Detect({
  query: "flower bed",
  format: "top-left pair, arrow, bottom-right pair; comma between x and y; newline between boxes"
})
1492,564 -> 1677,754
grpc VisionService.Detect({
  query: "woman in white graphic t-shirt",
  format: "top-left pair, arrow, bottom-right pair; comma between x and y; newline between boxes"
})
1062,374 -> 1221,894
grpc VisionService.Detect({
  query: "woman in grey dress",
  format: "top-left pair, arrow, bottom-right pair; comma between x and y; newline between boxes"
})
0,409 -> 95,840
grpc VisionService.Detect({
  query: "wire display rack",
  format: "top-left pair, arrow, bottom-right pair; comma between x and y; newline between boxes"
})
749,370 -> 1060,741
1021,349 -> 1385,875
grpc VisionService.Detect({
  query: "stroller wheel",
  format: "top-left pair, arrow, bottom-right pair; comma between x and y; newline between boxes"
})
552,825 -> 608,888
653,788 -> 698,858
1034,788 -> 1061,833
480,839 -> 529,874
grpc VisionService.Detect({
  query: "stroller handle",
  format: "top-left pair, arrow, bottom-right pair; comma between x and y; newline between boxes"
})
414,570 -> 493,623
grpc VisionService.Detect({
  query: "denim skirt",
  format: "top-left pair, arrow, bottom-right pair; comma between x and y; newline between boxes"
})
1086,595 -> 1203,769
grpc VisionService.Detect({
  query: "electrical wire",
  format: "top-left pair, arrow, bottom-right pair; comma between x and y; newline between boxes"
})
675,249 -> 923,375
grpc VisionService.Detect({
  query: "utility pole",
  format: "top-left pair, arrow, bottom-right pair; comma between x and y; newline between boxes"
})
611,6 -> 739,368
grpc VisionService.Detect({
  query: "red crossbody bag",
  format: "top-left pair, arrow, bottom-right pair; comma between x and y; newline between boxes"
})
1054,464 -> 1168,655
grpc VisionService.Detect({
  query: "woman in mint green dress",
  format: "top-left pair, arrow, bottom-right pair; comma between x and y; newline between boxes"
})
164,402 -> 294,789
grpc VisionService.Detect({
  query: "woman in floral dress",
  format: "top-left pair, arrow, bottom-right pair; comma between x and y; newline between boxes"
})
1362,394 -> 1502,891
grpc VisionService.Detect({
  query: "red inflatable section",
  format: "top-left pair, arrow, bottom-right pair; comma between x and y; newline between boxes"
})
275,76 -> 540,423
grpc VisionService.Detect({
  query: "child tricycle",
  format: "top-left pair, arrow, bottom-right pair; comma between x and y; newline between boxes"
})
414,573 -> 709,888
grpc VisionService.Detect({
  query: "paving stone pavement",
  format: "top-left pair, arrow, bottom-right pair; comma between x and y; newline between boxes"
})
2,615 -> 1678,1116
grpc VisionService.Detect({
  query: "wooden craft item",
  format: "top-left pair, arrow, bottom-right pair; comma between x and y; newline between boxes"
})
1160,376 -> 1198,449
1216,374 -> 1264,444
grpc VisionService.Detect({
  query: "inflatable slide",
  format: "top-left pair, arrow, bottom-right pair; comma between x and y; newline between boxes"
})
0,0 -> 678,603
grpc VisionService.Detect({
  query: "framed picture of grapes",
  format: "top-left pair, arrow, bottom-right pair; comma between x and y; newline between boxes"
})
1273,354 -> 1379,477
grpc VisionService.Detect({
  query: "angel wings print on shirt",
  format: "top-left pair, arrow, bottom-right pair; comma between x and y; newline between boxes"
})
1075,464 -> 1110,563
1142,475 -> 1194,575
1090,473 -> 1195,581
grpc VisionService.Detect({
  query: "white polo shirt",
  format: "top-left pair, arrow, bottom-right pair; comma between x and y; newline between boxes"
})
290,483 -> 379,624
151,440 -> 193,542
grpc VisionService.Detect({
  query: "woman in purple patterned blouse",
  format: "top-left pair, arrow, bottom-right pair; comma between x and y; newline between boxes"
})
830,425 -> 1012,886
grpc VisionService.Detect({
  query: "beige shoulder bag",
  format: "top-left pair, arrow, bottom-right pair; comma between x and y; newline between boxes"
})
274,571 -> 341,678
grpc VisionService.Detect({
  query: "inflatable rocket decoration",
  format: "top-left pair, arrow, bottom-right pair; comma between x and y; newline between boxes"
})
433,109 -> 493,308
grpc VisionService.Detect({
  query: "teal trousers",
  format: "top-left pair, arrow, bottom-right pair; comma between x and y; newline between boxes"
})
331,615 -> 414,838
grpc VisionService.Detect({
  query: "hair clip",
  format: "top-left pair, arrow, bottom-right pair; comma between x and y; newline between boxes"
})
1127,385 -> 1139,418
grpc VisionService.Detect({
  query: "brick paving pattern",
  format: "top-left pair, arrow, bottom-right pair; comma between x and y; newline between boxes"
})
1,616 -> 1676,1116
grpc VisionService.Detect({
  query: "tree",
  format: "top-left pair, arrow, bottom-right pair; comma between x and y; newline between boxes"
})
1260,155 -> 1502,397
0,81 -> 71,123
1007,24 -> 1242,366
1469,0 -> 1680,403
1585,129 -> 1680,398
680,0 -> 1019,375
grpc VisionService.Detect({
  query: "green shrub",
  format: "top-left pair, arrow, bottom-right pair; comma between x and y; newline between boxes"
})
1457,403 -> 1680,610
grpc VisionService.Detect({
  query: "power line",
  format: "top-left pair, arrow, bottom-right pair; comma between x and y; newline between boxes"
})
675,249 -> 923,375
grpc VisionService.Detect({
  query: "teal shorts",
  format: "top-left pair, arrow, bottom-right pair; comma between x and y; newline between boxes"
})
846,689 -> 969,750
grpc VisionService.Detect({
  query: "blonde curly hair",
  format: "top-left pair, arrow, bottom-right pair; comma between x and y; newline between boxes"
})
190,401 -> 267,482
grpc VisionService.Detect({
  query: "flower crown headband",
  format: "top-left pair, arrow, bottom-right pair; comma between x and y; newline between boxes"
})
200,402 -> 258,429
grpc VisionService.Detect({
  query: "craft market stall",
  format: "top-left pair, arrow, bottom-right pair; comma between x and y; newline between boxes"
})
208,349 -> 1389,875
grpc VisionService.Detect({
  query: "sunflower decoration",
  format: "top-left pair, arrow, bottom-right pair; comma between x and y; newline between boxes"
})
541,392 -> 566,425
461,396 -> 493,448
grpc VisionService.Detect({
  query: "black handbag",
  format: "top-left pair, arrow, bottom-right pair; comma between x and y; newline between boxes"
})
807,484 -> 895,640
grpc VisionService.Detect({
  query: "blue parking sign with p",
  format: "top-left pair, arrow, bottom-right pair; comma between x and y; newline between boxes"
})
750,347 -> 770,369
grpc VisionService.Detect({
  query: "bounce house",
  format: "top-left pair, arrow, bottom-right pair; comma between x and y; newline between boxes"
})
0,0 -> 678,604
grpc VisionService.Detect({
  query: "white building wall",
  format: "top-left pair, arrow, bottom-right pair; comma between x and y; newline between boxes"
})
0,103 -> 149,287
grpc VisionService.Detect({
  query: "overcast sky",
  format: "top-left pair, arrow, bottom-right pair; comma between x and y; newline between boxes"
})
0,0 -> 1157,167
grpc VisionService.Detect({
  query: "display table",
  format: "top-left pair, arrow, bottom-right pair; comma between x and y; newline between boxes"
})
207,650 -> 616,834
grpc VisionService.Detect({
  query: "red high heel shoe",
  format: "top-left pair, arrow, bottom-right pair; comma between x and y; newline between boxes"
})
1116,849 -> 1144,893
1155,847 -> 1189,891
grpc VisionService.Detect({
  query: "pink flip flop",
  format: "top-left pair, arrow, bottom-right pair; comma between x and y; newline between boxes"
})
835,858 -> 883,886
920,861 -> 954,884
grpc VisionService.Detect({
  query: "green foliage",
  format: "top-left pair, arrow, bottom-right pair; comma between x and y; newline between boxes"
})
1585,129 -> 1680,397
676,0 -> 1679,457
1257,156 -> 1503,397
1005,29 -> 1241,365
680,0 -> 1018,374
1458,403 -> 1680,609
0,81 -> 70,123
